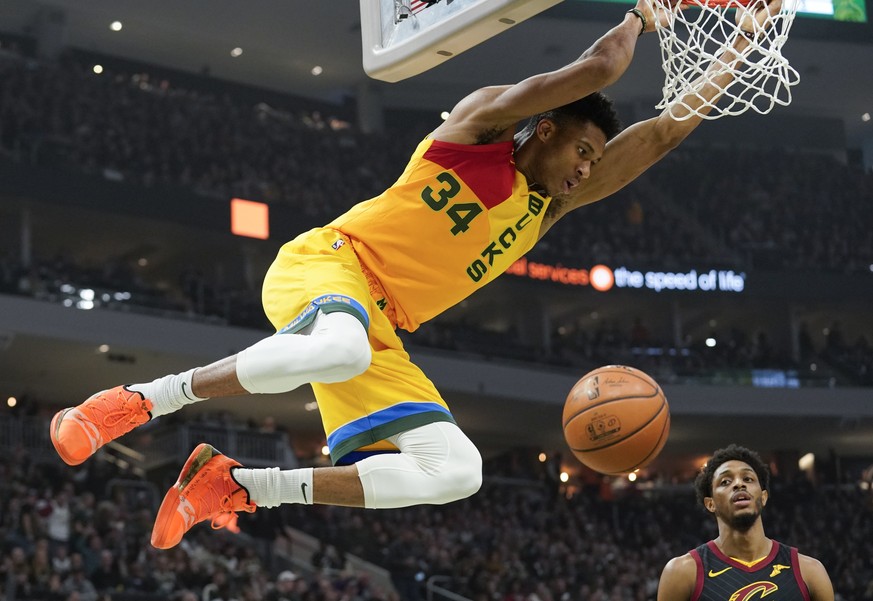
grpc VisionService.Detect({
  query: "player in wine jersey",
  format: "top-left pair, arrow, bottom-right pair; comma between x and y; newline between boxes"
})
50,1 -> 787,549
657,445 -> 834,601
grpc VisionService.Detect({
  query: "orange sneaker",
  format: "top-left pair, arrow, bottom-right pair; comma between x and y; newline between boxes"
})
50,385 -> 153,466
214,511 -> 241,534
151,443 -> 256,550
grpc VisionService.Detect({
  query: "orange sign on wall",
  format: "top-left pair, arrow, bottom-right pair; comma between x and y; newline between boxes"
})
231,198 -> 269,240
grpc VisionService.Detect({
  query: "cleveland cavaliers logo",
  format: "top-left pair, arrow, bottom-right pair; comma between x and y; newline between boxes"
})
729,581 -> 778,601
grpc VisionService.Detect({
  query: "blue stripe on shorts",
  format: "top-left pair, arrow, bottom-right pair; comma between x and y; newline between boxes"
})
327,401 -> 453,449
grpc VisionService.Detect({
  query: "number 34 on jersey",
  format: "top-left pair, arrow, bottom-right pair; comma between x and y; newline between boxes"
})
419,170 -> 546,283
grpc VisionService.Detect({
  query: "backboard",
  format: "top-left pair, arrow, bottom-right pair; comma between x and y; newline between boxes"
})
360,0 -> 564,82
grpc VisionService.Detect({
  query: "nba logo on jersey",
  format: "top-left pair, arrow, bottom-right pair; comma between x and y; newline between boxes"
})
332,239 -> 345,250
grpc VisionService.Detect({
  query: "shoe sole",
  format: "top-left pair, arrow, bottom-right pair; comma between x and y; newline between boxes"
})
151,443 -> 216,549
50,408 -> 84,466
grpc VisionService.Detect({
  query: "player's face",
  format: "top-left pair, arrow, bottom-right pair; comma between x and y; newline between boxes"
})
705,460 -> 768,532
537,119 -> 606,197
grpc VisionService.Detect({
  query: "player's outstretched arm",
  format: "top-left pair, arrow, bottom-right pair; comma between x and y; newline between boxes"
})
799,554 -> 835,601
656,554 -> 696,601
550,0 -> 781,217
432,0 -> 668,144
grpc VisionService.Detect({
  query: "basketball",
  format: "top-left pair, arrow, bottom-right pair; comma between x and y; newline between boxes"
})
562,365 -> 670,475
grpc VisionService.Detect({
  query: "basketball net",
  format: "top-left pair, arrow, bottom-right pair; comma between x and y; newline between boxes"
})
654,0 -> 800,120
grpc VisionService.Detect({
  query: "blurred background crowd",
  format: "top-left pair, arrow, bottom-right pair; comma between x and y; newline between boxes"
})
2,444 -> 871,601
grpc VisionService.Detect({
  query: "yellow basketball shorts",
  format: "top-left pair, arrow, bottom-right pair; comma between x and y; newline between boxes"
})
261,227 -> 455,465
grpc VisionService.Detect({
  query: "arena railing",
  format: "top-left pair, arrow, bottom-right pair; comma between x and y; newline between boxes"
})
426,575 -> 473,601
0,415 -> 298,472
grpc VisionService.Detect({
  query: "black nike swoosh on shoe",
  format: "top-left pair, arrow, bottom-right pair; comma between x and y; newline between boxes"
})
301,482 -> 308,504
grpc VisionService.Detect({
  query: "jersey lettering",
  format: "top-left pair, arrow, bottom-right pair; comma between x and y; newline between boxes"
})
446,202 -> 483,235
481,242 -> 503,267
498,227 -> 517,248
421,172 -> 461,210
421,172 -> 485,236
467,259 -> 487,282
465,195 -> 545,282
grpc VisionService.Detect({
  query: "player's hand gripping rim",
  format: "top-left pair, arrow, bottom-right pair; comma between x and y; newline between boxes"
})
736,0 -> 784,42
632,0 -> 684,33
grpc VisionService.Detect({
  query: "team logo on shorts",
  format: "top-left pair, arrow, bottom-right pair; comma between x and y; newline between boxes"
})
332,239 -> 345,250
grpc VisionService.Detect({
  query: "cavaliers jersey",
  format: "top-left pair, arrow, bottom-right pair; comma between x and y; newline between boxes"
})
690,540 -> 810,601
327,136 -> 551,332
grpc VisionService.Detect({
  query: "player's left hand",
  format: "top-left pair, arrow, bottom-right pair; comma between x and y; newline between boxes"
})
736,0 -> 783,39
634,0 -> 682,32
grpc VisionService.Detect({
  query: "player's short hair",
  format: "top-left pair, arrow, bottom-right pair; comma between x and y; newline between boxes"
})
694,444 -> 770,507
522,92 -> 622,141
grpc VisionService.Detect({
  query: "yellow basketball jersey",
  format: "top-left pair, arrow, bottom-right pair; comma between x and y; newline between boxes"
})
328,137 -> 551,332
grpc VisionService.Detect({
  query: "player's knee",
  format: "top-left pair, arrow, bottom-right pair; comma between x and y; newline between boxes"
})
434,439 -> 482,503
445,453 -> 483,502
357,427 -> 482,508
400,463 -> 481,506
315,326 -> 371,381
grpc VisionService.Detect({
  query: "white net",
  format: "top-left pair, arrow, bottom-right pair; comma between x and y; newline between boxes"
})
654,0 -> 800,120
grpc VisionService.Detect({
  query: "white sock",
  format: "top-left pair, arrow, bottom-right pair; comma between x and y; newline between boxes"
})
128,368 -> 207,418
232,467 -> 314,508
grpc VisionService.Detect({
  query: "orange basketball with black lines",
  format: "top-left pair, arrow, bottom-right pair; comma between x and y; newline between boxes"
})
562,365 -> 670,475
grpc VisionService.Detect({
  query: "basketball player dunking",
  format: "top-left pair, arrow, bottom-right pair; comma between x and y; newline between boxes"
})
51,0 -> 787,550
657,445 -> 834,601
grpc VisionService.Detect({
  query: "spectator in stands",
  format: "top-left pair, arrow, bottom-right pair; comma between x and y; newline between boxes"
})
385,531 -> 426,601
62,568 -> 98,601
201,567 -> 237,601
30,539 -> 53,591
51,544 -> 72,576
124,559 -> 158,593
89,549 -> 123,593
311,541 -> 346,573
153,552 -> 179,595
265,570 -> 300,601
